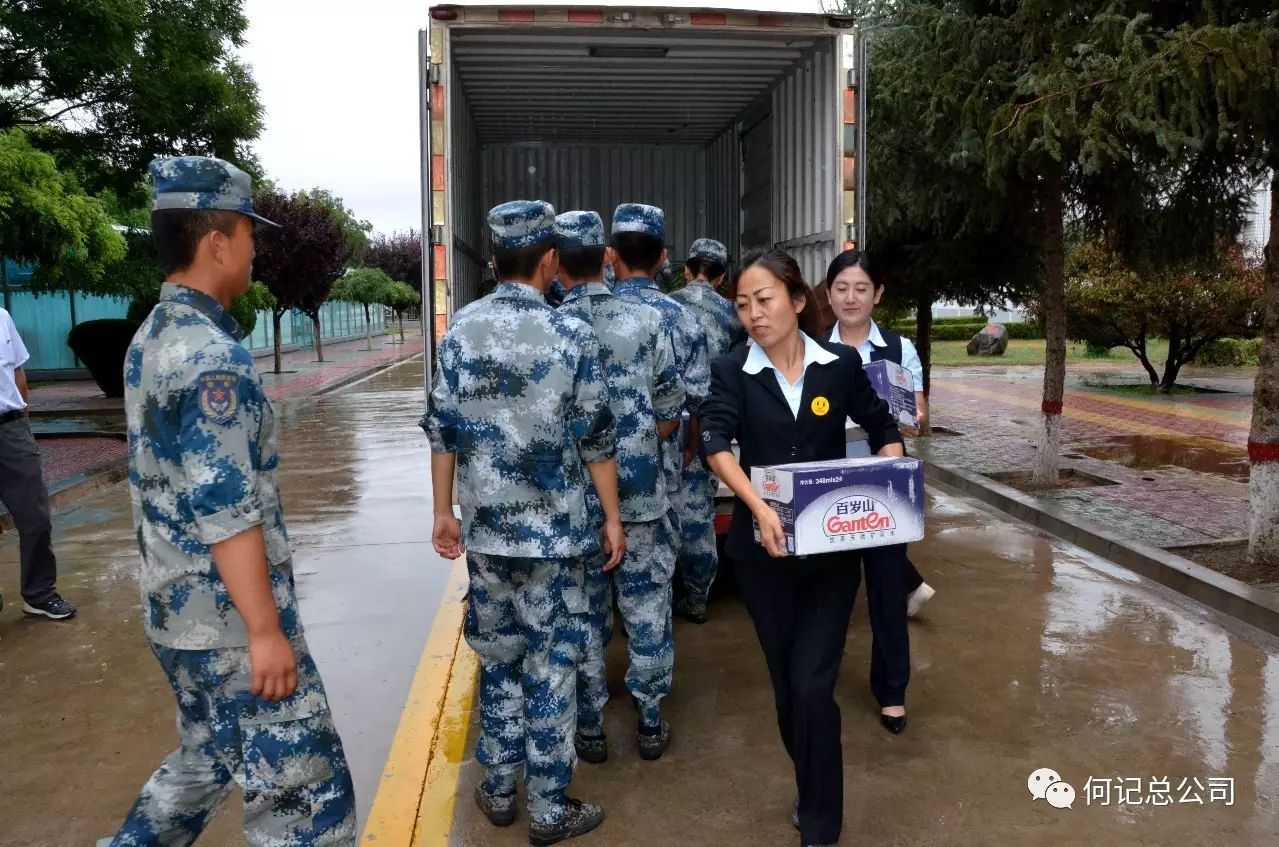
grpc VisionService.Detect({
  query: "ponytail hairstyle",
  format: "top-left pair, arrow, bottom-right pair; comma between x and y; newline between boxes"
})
731,249 -> 824,337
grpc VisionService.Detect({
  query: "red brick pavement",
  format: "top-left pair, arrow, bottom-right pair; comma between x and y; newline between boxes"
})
923,367 -> 1252,547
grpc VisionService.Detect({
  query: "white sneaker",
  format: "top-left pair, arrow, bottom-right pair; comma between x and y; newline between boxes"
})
907,583 -> 936,618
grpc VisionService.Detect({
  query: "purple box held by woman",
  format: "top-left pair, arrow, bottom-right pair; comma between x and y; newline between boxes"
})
750,457 -> 925,556
862,360 -> 917,428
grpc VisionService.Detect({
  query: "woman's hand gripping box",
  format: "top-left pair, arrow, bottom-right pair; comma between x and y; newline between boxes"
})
750,457 -> 925,556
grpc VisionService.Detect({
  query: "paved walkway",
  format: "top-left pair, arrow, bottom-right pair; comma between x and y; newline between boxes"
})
23,332 -> 425,491
919,363 -> 1253,550
428,486 -> 1279,846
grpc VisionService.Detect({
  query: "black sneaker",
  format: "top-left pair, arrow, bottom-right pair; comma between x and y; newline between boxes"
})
474,784 -> 516,827
528,799 -> 604,846
23,594 -> 76,620
675,597 -> 708,625
574,730 -> 608,764
637,719 -> 672,761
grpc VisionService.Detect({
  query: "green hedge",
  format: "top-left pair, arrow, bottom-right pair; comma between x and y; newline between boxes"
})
888,320 -> 1043,341
1194,337 -> 1262,367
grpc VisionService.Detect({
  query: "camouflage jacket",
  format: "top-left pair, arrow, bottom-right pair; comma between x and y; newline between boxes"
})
124,283 -> 297,650
558,282 -> 685,523
423,282 -> 617,557
611,276 -> 710,415
670,279 -> 745,361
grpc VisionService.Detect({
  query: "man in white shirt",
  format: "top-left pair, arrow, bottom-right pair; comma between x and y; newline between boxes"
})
0,307 -> 76,619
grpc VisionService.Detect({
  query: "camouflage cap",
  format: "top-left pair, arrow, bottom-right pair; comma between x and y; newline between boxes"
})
554,210 -> 605,249
688,237 -> 728,267
611,203 -> 665,241
149,156 -> 279,227
488,200 -> 556,250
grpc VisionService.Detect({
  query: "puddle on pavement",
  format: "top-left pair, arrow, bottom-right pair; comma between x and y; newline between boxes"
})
1073,435 -> 1249,480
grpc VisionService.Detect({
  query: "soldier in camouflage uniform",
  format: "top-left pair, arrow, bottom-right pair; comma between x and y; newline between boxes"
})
109,157 -> 356,847
669,238 -> 746,624
607,204 -> 711,550
553,211 -> 685,763
422,200 -> 624,845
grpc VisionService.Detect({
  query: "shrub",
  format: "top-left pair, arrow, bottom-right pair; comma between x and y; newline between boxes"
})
1194,337 -> 1262,367
1003,321 -> 1044,340
1083,341 -> 1113,359
66,319 -> 141,397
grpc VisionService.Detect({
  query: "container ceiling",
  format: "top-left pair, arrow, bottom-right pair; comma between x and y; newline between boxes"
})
450,29 -> 818,144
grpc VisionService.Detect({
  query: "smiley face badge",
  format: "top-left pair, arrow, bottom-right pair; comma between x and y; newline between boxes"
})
810,395 -> 830,416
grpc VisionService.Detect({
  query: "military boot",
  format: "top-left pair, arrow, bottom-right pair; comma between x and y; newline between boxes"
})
637,719 -> 672,760
474,784 -> 516,827
528,798 -> 604,845
675,596 -> 708,625
574,729 -> 608,764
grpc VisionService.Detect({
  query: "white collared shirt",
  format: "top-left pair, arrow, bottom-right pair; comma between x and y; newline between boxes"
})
0,307 -> 30,413
742,332 -> 839,419
829,320 -> 924,389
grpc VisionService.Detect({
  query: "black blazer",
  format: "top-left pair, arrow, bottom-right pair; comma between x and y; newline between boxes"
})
699,337 -> 903,562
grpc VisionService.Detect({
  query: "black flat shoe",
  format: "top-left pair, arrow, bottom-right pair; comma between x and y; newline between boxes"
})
880,713 -> 907,735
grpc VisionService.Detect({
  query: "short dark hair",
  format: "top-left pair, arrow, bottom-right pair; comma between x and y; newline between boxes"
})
151,209 -> 244,275
610,232 -> 664,275
491,239 -> 555,280
557,245 -> 606,281
685,256 -> 727,281
823,248 -> 879,290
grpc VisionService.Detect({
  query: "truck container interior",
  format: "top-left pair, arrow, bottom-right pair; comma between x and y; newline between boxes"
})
438,20 -> 848,310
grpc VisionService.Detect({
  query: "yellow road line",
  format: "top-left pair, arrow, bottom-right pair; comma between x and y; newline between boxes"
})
941,381 -> 1247,453
361,556 -> 475,845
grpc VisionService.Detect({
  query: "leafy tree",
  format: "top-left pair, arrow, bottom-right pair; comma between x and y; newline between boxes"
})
0,129 -> 124,286
0,0 -> 262,197
384,280 -> 422,342
296,189 -> 372,263
252,189 -> 351,373
1065,239 -> 1262,391
331,267 -> 395,351
854,0 -> 1276,486
363,230 -> 422,286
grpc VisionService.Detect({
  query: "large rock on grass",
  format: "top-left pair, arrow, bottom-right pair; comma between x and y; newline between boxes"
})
966,323 -> 1009,356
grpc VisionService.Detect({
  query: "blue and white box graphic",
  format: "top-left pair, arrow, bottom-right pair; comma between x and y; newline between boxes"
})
862,360 -> 917,429
750,457 -> 925,556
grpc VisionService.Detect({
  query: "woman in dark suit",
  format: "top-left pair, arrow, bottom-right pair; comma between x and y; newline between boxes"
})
700,250 -> 904,847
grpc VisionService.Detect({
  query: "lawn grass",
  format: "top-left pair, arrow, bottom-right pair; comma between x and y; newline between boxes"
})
931,338 -> 1172,368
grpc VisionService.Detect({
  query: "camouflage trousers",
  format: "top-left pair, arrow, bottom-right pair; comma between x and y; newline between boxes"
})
465,553 -> 587,826
660,435 -> 684,555
108,637 -> 356,847
576,516 -> 676,731
676,455 -> 720,606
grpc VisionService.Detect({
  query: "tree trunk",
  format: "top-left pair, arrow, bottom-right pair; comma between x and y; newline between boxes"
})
363,304 -> 373,351
1134,333 -> 1159,386
311,314 -> 325,362
1161,332 -> 1183,394
915,288 -> 934,436
272,310 -> 283,375
398,311 -> 406,342
1033,168 -> 1068,485
1249,167 -> 1279,567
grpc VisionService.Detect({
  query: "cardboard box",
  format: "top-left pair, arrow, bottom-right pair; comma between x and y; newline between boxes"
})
862,360 -> 917,429
751,457 -> 925,556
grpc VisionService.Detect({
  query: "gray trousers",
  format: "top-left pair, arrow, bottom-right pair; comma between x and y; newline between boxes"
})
0,416 -> 57,603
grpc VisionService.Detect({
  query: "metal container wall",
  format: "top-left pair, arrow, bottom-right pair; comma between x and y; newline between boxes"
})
480,144 -> 709,260
450,75 -> 485,311
770,37 -> 839,288
705,126 -> 742,267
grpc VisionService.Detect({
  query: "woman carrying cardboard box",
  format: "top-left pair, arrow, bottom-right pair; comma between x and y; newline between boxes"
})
699,250 -> 904,847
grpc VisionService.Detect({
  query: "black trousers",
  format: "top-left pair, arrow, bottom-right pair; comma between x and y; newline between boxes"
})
735,551 -> 860,846
861,544 -> 912,708
0,417 -> 58,603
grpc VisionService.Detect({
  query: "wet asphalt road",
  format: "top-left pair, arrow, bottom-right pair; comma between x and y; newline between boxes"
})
0,358 -> 451,846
